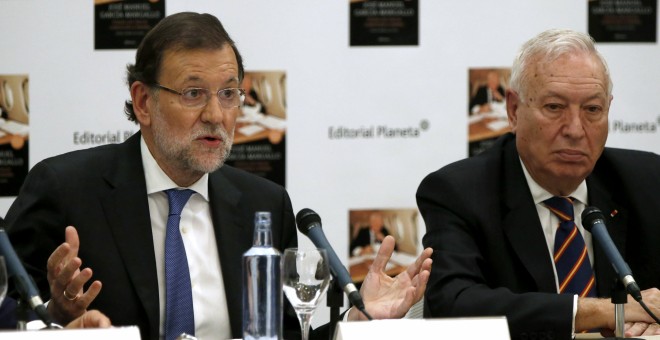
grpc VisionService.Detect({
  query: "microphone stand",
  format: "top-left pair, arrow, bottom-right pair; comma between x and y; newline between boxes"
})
15,298 -> 30,331
613,279 -> 626,339
327,277 -> 344,340
603,279 -> 641,340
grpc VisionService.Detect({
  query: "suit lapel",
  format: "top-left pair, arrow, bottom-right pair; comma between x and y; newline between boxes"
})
100,133 -> 160,338
502,192 -> 559,293
498,135 -> 628,297
208,168 -> 253,337
586,174 -> 628,296
501,139 -> 558,293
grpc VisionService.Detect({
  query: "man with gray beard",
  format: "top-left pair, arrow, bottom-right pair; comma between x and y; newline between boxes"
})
5,12 -> 432,340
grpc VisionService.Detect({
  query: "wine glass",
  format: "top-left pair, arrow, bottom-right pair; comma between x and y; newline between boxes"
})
0,256 -> 7,307
282,248 -> 330,340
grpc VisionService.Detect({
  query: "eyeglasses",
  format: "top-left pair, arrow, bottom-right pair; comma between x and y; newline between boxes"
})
153,84 -> 246,109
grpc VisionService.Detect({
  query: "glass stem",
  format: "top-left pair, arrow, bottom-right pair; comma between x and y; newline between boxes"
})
297,311 -> 314,340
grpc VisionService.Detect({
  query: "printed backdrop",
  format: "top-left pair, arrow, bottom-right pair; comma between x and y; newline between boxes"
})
1,0 -> 659,327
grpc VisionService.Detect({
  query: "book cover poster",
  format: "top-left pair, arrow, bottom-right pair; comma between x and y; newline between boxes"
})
468,68 -> 511,157
226,71 -> 287,187
0,75 -> 29,197
348,208 -> 419,284
94,0 -> 165,50
589,0 -> 657,42
350,0 -> 419,46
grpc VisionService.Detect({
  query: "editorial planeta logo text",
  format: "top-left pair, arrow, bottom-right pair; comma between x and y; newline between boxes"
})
73,130 -> 136,145
328,120 -> 429,139
610,117 -> 659,133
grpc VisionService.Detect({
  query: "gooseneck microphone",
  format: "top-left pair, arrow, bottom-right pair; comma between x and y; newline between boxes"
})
0,227 -> 55,327
296,208 -> 372,320
581,206 -> 642,301
581,206 -> 660,333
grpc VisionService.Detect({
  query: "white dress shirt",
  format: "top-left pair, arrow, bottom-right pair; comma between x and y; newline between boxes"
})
520,159 -> 594,336
141,137 -> 231,339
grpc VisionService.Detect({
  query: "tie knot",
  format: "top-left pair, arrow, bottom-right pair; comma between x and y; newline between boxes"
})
165,189 -> 195,216
544,196 -> 574,222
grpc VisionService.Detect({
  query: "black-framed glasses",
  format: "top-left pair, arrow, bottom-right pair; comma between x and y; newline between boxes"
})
153,84 -> 246,109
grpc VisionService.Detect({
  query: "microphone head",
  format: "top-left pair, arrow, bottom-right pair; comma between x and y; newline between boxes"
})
296,208 -> 321,235
581,206 -> 606,232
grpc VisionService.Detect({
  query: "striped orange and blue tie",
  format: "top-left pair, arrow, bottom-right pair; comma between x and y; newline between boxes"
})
544,196 -> 596,297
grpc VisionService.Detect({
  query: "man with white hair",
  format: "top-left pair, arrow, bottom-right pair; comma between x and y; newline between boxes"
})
418,28 -> 660,339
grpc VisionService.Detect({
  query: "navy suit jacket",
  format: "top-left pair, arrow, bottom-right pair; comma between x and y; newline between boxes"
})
0,297 -> 18,329
417,133 -> 660,340
5,132 -> 303,339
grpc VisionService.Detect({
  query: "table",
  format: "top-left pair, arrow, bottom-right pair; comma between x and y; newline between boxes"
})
349,257 -> 405,283
576,334 -> 660,339
469,116 -> 510,142
0,133 -> 28,149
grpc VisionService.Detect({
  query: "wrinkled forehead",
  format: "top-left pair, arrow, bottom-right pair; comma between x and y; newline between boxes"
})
528,52 -> 609,92
159,46 -> 240,82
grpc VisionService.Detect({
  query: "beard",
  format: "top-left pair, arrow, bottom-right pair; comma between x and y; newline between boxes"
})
152,106 -> 234,175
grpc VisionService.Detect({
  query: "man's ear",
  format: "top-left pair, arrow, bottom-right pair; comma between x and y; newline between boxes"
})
130,81 -> 152,126
506,89 -> 520,133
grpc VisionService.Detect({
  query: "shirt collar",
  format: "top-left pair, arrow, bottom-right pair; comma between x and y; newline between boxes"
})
140,136 -> 209,201
519,157 -> 588,205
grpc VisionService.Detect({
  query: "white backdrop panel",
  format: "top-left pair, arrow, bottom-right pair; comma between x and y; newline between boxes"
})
1,0 -> 659,328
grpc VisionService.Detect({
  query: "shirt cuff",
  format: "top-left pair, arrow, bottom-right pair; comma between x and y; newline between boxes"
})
343,307 -> 353,322
26,320 -> 47,330
571,294 -> 578,338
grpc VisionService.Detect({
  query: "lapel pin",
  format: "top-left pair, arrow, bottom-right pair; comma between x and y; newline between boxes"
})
610,209 -> 618,218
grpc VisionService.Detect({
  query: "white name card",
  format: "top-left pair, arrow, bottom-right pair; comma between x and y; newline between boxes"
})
334,317 -> 510,340
0,326 -> 141,339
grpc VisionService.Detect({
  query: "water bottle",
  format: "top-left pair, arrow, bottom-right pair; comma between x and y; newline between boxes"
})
242,211 -> 282,340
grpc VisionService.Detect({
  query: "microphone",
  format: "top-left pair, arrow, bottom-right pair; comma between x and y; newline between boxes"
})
581,206 -> 642,301
0,225 -> 54,326
296,208 -> 372,320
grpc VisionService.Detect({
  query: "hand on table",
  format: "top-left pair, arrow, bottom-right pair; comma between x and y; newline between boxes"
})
65,309 -> 112,329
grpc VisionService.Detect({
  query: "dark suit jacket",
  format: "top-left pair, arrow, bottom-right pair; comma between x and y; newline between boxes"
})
417,133 -> 660,340
4,132 -> 304,339
0,297 -> 19,329
469,85 -> 505,112
349,227 -> 395,255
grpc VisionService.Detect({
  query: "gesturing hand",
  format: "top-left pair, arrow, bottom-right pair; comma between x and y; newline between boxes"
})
349,235 -> 433,321
46,226 -> 102,324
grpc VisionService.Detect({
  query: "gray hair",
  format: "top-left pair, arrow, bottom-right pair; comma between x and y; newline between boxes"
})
509,29 -> 612,101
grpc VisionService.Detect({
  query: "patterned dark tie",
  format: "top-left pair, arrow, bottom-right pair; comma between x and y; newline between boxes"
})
544,196 -> 596,297
164,189 -> 196,339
